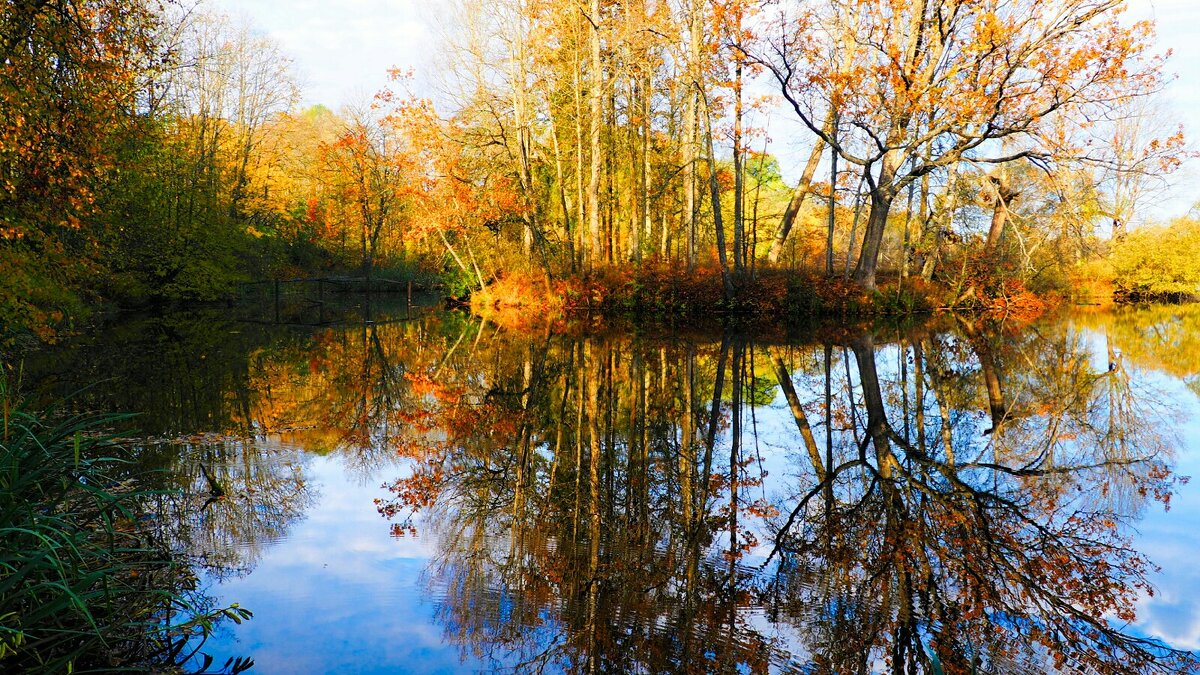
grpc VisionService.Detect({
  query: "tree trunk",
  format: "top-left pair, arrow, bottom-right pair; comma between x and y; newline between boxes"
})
684,0 -> 701,271
961,319 -> 1008,436
984,176 -> 1018,254
587,0 -> 603,271
511,31 -> 535,260
921,162 -> 958,281
825,114 -> 838,276
702,90 -> 734,298
852,334 -> 892,463
767,129 -> 828,265
770,348 -> 826,482
733,57 -> 745,275
605,81 -> 616,263
853,190 -> 895,289
549,111 -> 575,271
573,39 -> 586,270
641,69 -> 652,263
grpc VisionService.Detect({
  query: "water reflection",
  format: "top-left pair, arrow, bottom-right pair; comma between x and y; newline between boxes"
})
19,307 -> 1199,673
365,320 -> 1192,673
767,331 -> 1182,673
138,441 -> 316,580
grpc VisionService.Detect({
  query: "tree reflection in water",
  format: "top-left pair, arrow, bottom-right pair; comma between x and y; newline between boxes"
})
373,318 -> 1195,674
23,309 -> 1197,672
138,440 -> 317,580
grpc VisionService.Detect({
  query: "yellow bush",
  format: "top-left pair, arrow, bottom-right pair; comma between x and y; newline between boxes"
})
1110,218 -> 1200,299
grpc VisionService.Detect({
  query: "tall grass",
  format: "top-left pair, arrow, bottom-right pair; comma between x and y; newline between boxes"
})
0,374 -> 252,673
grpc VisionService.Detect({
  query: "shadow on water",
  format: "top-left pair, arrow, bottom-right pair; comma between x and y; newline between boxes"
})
13,305 -> 1200,673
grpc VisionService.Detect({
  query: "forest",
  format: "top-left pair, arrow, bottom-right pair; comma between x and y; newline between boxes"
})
0,0 -> 1193,342
9,1 -> 1200,671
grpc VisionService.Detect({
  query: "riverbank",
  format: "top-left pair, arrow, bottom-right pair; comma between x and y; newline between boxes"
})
465,261 -> 1057,327
0,257 -> 1111,349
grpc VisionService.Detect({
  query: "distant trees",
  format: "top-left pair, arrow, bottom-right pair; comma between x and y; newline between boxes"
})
107,11 -> 301,300
318,107 -> 414,281
1092,98 -> 1186,238
1111,216 -> 1200,300
423,0 -> 789,285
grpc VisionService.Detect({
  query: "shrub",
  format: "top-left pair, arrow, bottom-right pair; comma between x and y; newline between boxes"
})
1110,218 -> 1200,301
0,248 -> 88,345
872,284 -> 932,315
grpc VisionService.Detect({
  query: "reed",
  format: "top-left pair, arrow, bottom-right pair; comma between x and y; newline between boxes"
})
0,376 -> 252,673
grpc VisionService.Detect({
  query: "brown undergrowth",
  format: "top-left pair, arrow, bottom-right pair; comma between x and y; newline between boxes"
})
466,258 -> 1058,327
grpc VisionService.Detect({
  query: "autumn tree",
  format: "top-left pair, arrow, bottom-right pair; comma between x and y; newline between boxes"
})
1089,97 -> 1186,239
419,0 -> 768,285
0,0 -> 168,335
756,0 -> 1166,288
319,105 -> 415,281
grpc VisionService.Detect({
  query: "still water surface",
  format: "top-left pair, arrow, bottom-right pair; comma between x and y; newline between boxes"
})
22,302 -> 1200,673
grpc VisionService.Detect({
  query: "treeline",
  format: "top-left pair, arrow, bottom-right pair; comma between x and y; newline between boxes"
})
0,0 -> 1190,342
0,4 -> 439,342
413,0 -> 1182,301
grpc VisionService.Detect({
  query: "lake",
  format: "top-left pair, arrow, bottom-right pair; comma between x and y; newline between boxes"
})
18,300 -> 1200,673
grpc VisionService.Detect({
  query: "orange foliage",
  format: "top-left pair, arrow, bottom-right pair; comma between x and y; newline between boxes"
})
950,254 -> 1055,322
461,260 -> 959,324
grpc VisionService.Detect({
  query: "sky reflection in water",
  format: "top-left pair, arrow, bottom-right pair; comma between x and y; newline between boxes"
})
25,305 -> 1200,673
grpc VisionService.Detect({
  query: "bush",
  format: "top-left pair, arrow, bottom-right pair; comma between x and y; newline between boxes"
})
370,255 -> 448,291
0,247 -> 89,345
871,284 -> 932,315
1110,218 -> 1200,301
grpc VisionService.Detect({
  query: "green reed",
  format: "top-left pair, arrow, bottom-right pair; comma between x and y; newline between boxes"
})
0,375 -> 252,673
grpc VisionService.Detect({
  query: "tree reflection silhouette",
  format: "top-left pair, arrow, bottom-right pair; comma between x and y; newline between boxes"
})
767,333 -> 1188,674
33,309 -> 1192,671
372,320 -> 1195,674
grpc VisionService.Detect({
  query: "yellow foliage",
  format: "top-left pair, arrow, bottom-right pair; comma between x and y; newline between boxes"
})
1110,218 -> 1200,299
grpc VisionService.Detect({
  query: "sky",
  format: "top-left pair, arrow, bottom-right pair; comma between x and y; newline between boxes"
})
213,0 -> 1200,219
210,0 -> 441,108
